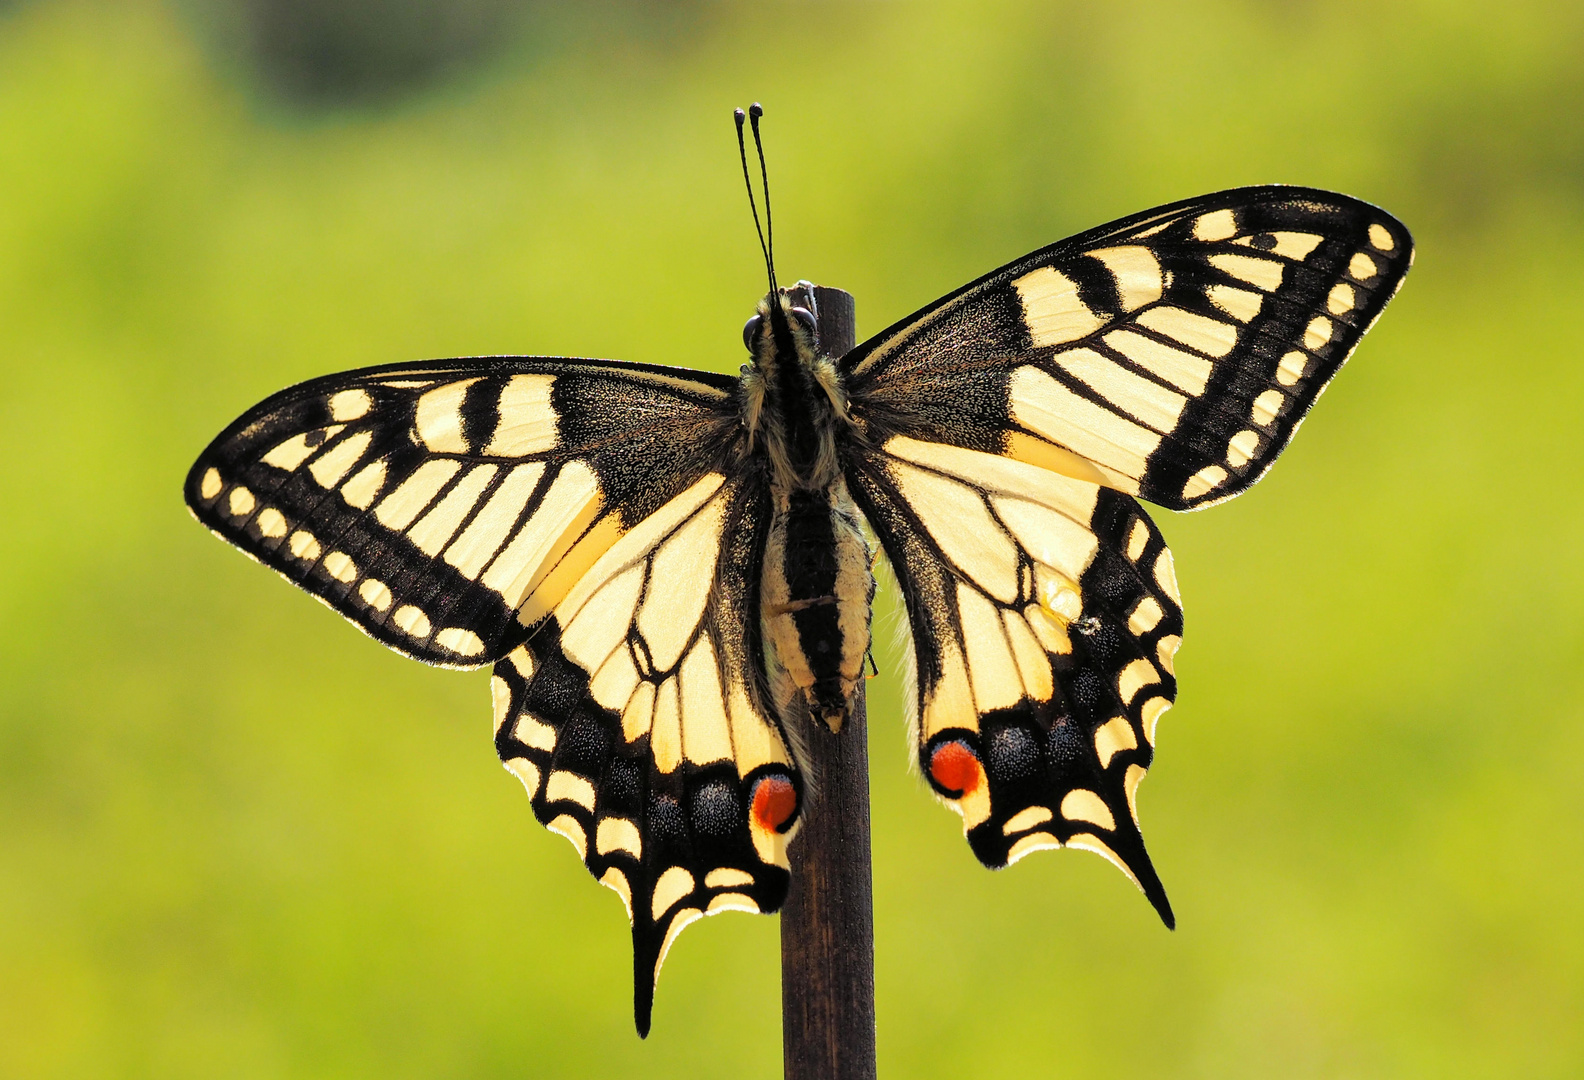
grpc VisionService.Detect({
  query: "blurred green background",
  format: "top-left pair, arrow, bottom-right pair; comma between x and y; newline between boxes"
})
2,0 -> 1581,1076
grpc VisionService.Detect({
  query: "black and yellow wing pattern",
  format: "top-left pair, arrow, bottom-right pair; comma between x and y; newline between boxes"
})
488,470 -> 802,1035
842,186 -> 1411,915
847,439 -> 1183,919
187,182 -> 1411,1035
186,358 -> 802,1035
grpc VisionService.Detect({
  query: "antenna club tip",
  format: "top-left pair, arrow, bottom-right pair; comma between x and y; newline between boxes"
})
749,102 -> 764,118
733,106 -> 745,121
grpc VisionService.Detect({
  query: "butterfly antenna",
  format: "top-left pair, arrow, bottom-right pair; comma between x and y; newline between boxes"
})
748,102 -> 776,291
735,106 -> 775,294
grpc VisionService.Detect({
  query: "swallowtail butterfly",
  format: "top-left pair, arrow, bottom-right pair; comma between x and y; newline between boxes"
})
187,105 -> 1412,1034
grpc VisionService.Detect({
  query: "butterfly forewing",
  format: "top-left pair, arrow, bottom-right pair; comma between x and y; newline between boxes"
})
848,438 -> 1180,923
843,186 -> 1413,511
489,472 -> 801,1037
186,358 -> 739,666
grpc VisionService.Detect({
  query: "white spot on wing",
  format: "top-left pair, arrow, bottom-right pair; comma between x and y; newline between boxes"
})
255,507 -> 286,537
358,578 -> 393,612
600,867 -> 633,918
323,551 -> 357,583
546,770 -> 596,810
1276,350 -> 1308,386
597,817 -> 643,859
1181,464 -> 1227,501
1125,520 -> 1149,562
651,866 -> 695,921
1001,805 -> 1053,836
1127,597 -> 1163,636
1142,696 -> 1171,745
1093,716 -> 1138,768
1251,389 -> 1283,427
329,389 -> 372,422
392,605 -> 432,638
1192,208 -> 1237,241
1117,658 -> 1158,705
436,627 -> 486,657
1226,429 -> 1260,468
1260,232 -> 1323,260
1060,789 -> 1116,831
515,712 -> 556,752
1153,549 -> 1181,603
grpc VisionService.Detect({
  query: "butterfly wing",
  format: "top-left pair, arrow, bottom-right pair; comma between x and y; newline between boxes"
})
842,186 -> 1413,511
847,438 -> 1180,923
187,357 -> 803,1034
186,357 -> 741,665
491,471 -> 803,1037
843,187 -> 1411,917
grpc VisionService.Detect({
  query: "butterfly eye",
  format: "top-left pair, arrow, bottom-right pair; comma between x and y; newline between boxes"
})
790,307 -> 817,337
742,315 -> 764,351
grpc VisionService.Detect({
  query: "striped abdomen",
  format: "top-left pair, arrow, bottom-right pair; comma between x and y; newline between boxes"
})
761,480 -> 873,733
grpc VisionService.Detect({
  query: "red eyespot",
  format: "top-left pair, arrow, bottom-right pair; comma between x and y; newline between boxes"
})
751,775 -> 798,833
928,741 -> 982,797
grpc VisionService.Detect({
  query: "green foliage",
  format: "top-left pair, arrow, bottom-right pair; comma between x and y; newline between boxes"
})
1,0 -> 1581,1076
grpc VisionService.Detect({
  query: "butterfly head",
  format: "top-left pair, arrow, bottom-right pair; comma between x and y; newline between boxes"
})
743,292 -> 818,363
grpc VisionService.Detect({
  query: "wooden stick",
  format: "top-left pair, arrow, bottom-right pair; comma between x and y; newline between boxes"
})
779,283 -> 877,1080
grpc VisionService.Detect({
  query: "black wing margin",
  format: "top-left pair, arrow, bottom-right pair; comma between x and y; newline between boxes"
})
842,186 -> 1413,511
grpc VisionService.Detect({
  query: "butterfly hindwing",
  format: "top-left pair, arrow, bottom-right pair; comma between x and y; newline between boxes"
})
847,436 -> 1181,922
185,357 -> 739,666
489,472 -> 802,1036
842,186 -> 1413,511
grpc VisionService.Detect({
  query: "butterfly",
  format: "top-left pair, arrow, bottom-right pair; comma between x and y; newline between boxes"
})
186,105 -> 1412,1035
